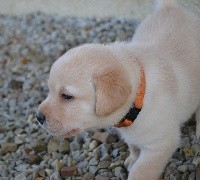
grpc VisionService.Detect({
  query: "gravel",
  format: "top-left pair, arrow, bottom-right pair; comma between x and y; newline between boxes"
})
0,12 -> 199,180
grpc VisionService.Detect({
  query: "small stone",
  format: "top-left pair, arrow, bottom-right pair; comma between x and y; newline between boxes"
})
67,157 -> 74,166
106,134 -> 118,144
15,164 -> 30,172
191,144 -> 200,155
21,57 -> 29,64
188,165 -> 196,172
55,160 -> 64,171
196,166 -> 200,180
169,174 -> 176,180
112,140 -> 126,149
8,79 -> 23,90
188,172 -> 195,180
183,145 -> 194,157
35,178 -> 45,180
47,139 -> 59,153
100,153 -> 111,161
89,158 -> 99,166
0,165 -> 8,176
24,154 -> 42,165
98,143 -> 111,154
60,166 -> 78,177
52,152 -> 62,160
99,171 -> 113,177
82,143 -> 89,149
45,168 -> 52,176
119,152 -> 128,160
92,132 -> 109,143
89,140 -> 98,150
77,161 -> 88,170
0,143 -> 18,155
182,172 -> 189,180
114,166 -> 122,176
112,149 -> 119,158
83,172 -> 95,180
110,161 -> 124,169
174,160 -> 183,166
89,166 -> 97,174
50,171 -> 61,180
177,165 -> 188,173
119,146 -> 127,152
97,161 -> 110,169
95,175 -> 110,180
192,156 -> 200,166
15,173 -> 26,180
92,148 -> 100,160
14,128 -> 24,134
58,139 -> 70,153
38,169 -> 45,177
70,141 -> 81,151
32,142 -> 47,153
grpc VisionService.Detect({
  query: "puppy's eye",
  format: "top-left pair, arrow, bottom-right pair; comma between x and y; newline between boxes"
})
61,94 -> 74,100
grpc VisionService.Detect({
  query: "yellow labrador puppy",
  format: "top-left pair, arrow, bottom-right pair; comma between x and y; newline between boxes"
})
36,0 -> 200,179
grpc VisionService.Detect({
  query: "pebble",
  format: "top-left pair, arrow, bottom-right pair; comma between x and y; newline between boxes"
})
191,144 -> 200,155
188,172 -> 195,180
196,166 -> 200,180
15,164 -> 30,172
35,177 -> 45,180
70,141 -> 81,151
60,166 -> 78,177
47,139 -> 59,153
89,140 -> 98,150
58,139 -> 70,153
192,156 -> 200,165
92,132 -> 109,143
0,165 -> 8,176
106,134 -> 118,144
14,173 -> 26,180
97,161 -> 110,169
55,160 -> 64,171
38,169 -> 45,177
24,154 -> 42,165
50,171 -> 61,180
112,149 -> 119,158
114,166 -> 123,176
83,172 -> 95,180
89,165 -> 98,174
0,143 -> 18,155
100,153 -> 111,161
95,175 -> 110,180
32,142 -> 47,153
98,143 -> 111,154
89,158 -> 99,166
45,168 -> 53,176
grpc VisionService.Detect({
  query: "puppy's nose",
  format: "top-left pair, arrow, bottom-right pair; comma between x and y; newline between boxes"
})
36,112 -> 46,125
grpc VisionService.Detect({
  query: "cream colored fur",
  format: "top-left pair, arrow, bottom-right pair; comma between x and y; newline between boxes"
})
38,0 -> 200,179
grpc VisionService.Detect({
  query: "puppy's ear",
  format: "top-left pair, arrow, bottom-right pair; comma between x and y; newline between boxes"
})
94,68 -> 131,116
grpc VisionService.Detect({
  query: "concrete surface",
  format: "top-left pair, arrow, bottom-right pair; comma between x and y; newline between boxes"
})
0,0 -> 200,19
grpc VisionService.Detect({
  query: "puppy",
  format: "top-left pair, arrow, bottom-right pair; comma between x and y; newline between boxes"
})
36,0 -> 200,179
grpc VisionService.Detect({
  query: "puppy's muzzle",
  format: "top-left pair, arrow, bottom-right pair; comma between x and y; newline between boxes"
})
36,111 -> 46,125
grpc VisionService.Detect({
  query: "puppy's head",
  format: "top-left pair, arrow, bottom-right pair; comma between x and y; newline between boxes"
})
36,44 -> 132,137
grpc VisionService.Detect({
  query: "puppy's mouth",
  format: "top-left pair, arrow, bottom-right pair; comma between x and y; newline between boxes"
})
40,123 -> 80,138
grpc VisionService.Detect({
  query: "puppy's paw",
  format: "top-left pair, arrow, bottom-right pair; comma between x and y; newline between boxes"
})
124,154 -> 138,172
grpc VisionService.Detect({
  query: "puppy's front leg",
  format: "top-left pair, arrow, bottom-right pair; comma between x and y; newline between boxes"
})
124,145 -> 140,171
127,141 -> 178,180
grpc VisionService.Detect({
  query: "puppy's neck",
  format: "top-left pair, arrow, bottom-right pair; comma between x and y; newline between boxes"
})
106,42 -> 146,126
114,65 -> 145,128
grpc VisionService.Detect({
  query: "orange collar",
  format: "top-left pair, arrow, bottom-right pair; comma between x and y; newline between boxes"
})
114,67 -> 146,128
